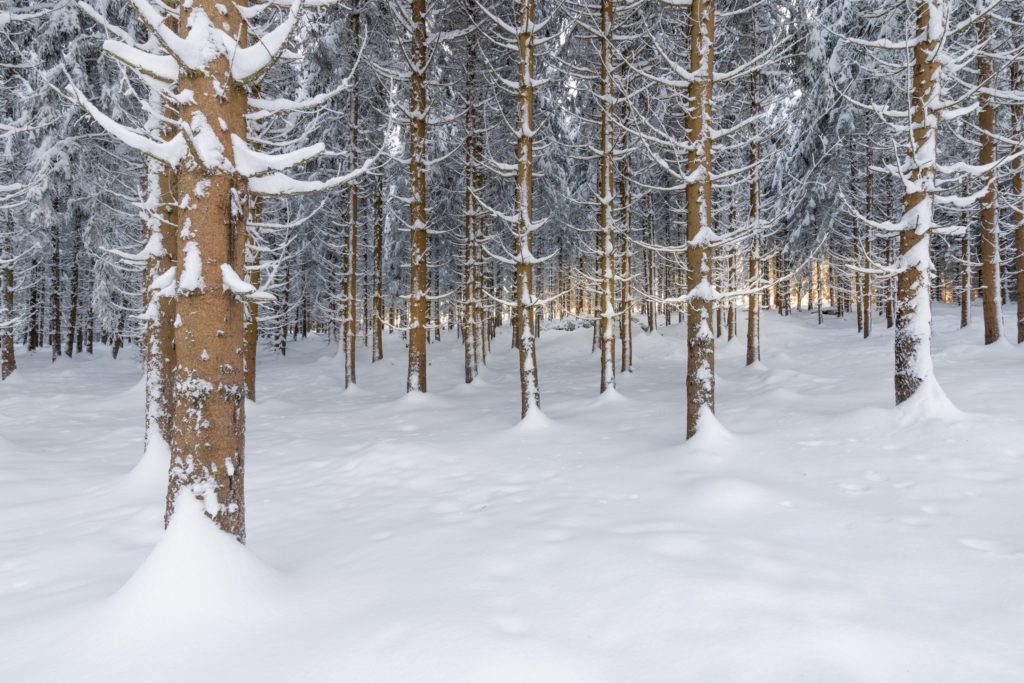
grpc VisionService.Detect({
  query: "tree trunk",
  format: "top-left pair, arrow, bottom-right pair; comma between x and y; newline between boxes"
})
50,220 -> 61,363
165,0 -> 250,542
372,176 -> 384,361
144,125 -> 179,453
514,0 -> 541,417
977,15 -> 1001,344
344,0 -> 361,387
0,223 -> 15,380
406,0 -> 429,393
65,229 -> 79,357
895,0 -> 941,405
685,0 -> 716,438
1012,51 -> 1024,343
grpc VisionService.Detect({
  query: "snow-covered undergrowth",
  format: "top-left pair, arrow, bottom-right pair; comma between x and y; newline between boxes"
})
1,305 -> 1022,682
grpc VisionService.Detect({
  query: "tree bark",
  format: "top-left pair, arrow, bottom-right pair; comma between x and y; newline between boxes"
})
685,0 -> 716,438
895,0 -> 941,404
165,0 -> 250,541
406,0 -> 429,393
977,14 -> 1002,344
514,0 -> 541,417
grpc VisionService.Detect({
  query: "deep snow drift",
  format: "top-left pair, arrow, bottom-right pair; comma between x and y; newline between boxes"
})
1,305 -> 1022,682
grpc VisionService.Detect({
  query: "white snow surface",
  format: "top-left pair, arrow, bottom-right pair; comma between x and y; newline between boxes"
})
0,305 -> 1022,682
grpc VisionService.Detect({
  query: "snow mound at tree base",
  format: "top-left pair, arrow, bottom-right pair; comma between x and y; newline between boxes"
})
897,376 -> 964,423
121,432 -> 170,491
95,494 -> 280,643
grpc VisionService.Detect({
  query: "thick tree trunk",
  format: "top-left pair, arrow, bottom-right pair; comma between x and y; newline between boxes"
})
515,0 -> 541,417
895,0 -> 941,404
165,0 -> 249,542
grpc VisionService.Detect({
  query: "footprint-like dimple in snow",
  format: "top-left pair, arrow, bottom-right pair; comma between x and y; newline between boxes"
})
959,538 -> 1017,555
839,482 -> 869,494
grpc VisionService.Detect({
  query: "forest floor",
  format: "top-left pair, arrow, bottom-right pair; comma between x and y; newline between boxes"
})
1,303 -> 1022,682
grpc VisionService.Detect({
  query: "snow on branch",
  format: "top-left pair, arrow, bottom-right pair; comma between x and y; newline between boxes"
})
102,40 -> 177,83
221,264 -> 276,301
231,135 -> 324,177
249,155 -> 377,196
228,0 -> 305,82
66,84 -> 187,166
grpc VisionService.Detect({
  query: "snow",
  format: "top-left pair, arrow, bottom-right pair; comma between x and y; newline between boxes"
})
220,263 -> 275,301
1,304 -> 1023,681
178,240 -> 204,292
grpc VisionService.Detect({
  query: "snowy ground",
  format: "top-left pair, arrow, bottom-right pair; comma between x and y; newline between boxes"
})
1,304 -> 1022,682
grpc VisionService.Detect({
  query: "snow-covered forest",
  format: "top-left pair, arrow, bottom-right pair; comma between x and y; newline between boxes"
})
1,0 -> 1023,680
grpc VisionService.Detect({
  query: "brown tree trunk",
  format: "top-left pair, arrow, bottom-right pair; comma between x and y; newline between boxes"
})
50,220 -> 61,363
977,15 -> 1002,344
514,0 -> 541,417
685,0 -> 716,438
145,143 -> 179,451
344,0 -> 361,387
895,0 -> 940,404
406,0 -> 428,393
165,0 -> 249,541
0,224 -> 15,380
372,176 -> 384,361
597,0 -> 616,392
65,230 -> 79,357
1012,51 -> 1024,343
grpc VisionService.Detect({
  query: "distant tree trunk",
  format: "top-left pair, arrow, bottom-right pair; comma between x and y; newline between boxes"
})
111,310 -> 126,359
65,229 -> 79,357
746,65 -> 761,366
619,206 -> 632,373
50,220 -> 61,363
344,0 -> 361,388
597,0 -> 616,393
372,176 -> 384,361
244,214 -> 259,400
462,44 -> 481,383
27,264 -> 39,352
1012,49 -> 1024,343
406,0 -> 429,393
746,239 -> 760,366
977,14 -> 1001,344
0,224 -> 15,379
862,149 -> 872,338
685,0 -> 716,438
960,214 -> 971,328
